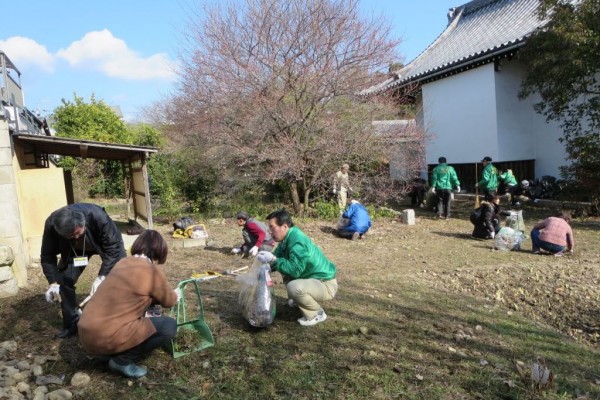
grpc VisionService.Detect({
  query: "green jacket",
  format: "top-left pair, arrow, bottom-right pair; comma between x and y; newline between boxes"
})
479,163 -> 499,190
499,170 -> 517,186
272,226 -> 336,280
431,163 -> 460,190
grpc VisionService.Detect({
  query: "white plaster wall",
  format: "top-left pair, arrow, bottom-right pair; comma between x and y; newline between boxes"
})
422,63 -> 498,165
494,61 -> 567,177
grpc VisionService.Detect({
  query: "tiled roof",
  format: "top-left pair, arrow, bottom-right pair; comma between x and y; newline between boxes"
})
360,0 -> 546,96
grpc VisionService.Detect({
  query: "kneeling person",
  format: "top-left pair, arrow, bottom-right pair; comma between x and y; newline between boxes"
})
257,209 -> 337,326
337,198 -> 372,240
231,211 -> 275,256
78,230 -> 180,378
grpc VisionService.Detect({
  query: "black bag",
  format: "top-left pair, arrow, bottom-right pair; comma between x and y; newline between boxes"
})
173,216 -> 194,231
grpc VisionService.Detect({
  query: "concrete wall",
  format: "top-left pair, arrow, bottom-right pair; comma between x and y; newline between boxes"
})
422,63 -> 498,164
494,61 -> 566,177
0,115 -> 26,294
419,60 -> 568,178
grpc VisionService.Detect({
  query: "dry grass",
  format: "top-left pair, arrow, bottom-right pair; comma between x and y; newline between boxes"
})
2,198 -> 599,399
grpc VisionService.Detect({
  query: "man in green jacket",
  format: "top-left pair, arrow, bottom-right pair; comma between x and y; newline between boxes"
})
257,209 -> 338,326
477,156 -> 499,201
431,157 -> 461,219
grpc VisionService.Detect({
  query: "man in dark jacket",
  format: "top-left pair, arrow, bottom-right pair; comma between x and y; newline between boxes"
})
470,195 -> 509,239
41,203 -> 126,338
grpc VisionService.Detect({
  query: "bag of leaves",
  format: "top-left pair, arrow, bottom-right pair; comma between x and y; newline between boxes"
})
236,259 -> 276,327
494,227 -> 524,251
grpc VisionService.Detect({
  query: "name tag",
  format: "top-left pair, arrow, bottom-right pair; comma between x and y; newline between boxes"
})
73,257 -> 88,267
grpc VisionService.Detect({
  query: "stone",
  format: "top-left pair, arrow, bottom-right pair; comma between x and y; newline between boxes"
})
0,277 -> 18,298
31,364 -> 43,376
16,381 -> 30,393
15,360 -> 30,370
47,389 -> 73,400
35,375 -> 64,386
0,266 -> 14,281
69,372 -> 91,387
0,340 -> 17,352
401,209 -> 416,225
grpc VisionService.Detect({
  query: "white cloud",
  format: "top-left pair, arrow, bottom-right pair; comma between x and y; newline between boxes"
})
56,29 -> 177,81
0,37 -> 55,72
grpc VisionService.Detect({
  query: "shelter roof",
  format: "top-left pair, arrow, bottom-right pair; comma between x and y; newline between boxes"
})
360,0 -> 545,96
12,133 -> 157,162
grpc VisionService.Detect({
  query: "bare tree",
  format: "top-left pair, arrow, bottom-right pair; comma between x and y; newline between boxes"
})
168,0 -> 423,213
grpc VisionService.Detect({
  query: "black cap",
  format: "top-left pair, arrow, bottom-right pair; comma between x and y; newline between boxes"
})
481,156 -> 492,162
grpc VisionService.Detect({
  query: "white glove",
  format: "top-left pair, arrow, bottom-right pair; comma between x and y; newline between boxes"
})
231,247 -> 242,254
249,246 -> 259,256
456,186 -> 461,193
431,187 -> 436,195
257,251 -> 276,265
90,276 -> 105,296
332,188 -> 337,195
174,288 -> 182,302
45,283 -> 61,303
490,232 -> 495,239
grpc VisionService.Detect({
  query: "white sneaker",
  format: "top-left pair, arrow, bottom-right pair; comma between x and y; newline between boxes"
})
287,299 -> 297,308
297,309 -> 327,326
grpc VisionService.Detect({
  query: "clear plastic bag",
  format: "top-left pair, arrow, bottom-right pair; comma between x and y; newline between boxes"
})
236,259 -> 276,327
505,210 -> 525,232
494,227 -> 525,251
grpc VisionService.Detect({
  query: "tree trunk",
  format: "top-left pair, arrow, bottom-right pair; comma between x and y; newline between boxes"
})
289,181 -> 302,215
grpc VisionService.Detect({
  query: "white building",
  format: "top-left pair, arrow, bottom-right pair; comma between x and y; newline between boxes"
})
361,0 -> 567,190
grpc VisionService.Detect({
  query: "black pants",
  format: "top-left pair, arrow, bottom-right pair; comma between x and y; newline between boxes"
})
112,316 -> 177,364
56,254 -> 96,330
483,189 -> 497,201
436,189 -> 452,217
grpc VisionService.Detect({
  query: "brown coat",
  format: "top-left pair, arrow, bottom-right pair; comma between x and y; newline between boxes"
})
78,256 -> 177,355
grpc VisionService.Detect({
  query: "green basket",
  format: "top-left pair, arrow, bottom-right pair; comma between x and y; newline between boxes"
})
169,278 -> 215,359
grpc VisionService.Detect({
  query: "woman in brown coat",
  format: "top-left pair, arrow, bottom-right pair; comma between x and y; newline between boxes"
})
78,230 -> 179,378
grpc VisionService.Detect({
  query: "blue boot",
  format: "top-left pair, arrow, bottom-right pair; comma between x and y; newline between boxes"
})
108,358 -> 147,378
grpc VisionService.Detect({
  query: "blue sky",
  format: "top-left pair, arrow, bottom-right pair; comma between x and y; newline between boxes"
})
1,0 -> 459,122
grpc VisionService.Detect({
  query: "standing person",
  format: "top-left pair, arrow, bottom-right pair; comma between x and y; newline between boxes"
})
530,211 -> 575,256
231,211 -> 275,257
499,169 -> 519,206
337,198 -> 372,240
332,163 -> 353,214
477,156 -> 499,201
431,157 -> 461,219
256,209 -> 337,326
78,230 -> 179,378
41,203 -> 126,338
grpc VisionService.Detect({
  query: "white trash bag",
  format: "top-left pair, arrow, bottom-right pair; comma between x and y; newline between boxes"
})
494,227 -> 524,251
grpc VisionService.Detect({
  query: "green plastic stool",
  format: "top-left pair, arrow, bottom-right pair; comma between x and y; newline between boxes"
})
169,278 -> 215,359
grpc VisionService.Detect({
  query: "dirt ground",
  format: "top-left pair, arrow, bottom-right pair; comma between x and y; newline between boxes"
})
2,197 -> 599,364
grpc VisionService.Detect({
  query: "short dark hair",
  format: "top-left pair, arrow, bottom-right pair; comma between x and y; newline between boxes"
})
266,209 -> 294,228
52,206 -> 86,238
438,157 -> 446,163
235,211 -> 250,221
130,229 -> 169,264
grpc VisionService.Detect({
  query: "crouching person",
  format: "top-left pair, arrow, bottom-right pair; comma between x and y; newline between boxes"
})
231,211 -> 275,256
78,230 -> 180,378
470,195 -> 509,239
257,209 -> 337,326
337,198 -> 372,240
